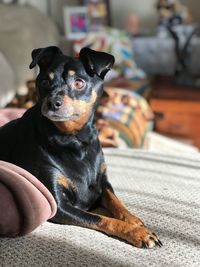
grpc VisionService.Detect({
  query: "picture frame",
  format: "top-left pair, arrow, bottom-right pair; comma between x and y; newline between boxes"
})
63,6 -> 90,40
80,0 -> 111,31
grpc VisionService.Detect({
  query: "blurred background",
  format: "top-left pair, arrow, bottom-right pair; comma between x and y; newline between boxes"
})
0,0 -> 200,154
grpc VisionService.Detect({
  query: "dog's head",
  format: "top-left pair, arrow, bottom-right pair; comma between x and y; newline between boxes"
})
30,46 -> 114,133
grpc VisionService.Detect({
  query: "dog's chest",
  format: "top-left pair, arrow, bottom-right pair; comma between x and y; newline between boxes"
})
57,148 -> 102,210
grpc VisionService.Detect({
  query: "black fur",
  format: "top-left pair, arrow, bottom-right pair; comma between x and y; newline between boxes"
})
0,46 -> 115,226
0,47 -> 162,249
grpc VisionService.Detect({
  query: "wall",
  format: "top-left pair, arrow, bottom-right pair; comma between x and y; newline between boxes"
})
182,0 -> 200,27
25,0 -> 200,34
110,0 -> 158,34
47,0 -> 158,34
48,0 -> 79,32
110,0 -> 200,34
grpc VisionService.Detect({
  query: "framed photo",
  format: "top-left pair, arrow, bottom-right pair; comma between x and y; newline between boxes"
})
63,6 -> 89,40
81,0 -> 111,31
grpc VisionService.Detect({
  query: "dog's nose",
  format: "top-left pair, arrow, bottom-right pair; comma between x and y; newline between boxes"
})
47,98 -> 62,111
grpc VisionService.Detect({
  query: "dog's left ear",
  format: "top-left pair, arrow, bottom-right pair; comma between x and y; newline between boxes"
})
29,46 -> 63,70
79,47 -> 115,80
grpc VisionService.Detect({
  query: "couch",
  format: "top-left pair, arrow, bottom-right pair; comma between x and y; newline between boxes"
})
0,4 -> 59,107
133,36 -> 200,76
0,149 -> 199,267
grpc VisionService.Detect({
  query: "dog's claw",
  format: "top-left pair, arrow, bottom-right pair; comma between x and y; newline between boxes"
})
150,236 -> 163,248
156,239 -> 163,247
142,241 -> 148,249
152,232 -> 158,238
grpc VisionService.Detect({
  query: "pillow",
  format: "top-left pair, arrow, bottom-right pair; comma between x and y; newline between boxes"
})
96,87 -> 154,148
0,161 -> 57,237
0,108 -> 26,127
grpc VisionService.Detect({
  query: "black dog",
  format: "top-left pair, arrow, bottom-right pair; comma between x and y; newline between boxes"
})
0,46 -> 162,248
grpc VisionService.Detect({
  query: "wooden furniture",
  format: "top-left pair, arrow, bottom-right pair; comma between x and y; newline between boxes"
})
150,76 -> 200,149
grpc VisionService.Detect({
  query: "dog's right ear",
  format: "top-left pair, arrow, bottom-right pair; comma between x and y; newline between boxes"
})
79,47 -> 115,80
29,46 -> 63,69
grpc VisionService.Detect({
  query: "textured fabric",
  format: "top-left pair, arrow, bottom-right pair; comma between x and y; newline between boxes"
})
97,88 -> 154,148
0,161 -> 57,237
0,149 -> 200,266
0,108 -> 26,127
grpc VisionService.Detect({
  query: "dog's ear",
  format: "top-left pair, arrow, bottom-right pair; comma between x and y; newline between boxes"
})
79,47 -> 115,79
29,46 -> 63,69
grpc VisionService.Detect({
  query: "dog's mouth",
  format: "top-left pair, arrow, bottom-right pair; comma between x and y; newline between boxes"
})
41,106 -> 80,122
44,112 -> 80,122
41,98 -> 81,122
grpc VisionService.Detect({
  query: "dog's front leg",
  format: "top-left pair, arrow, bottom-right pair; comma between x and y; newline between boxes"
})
99,182 -> 162,248
53,203 -> 162,248
101,185 -> 144,227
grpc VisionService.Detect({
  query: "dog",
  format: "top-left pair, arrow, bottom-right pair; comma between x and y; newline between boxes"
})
0,46 -> 162,248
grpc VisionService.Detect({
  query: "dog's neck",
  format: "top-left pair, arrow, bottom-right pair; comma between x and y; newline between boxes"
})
36,103 -> 98,150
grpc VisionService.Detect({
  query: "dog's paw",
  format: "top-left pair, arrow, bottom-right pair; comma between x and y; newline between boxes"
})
123,213 -> 144,227
128,226 -> 163,249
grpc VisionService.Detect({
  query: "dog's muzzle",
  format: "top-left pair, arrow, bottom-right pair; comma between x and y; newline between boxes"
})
41,96 -> 75,122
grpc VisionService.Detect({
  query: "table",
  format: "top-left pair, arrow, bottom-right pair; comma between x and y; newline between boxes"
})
150,76 -> 200,148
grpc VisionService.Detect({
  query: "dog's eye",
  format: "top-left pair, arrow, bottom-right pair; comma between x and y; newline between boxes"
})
40,79 -> 50,88
73,79 -> 85,90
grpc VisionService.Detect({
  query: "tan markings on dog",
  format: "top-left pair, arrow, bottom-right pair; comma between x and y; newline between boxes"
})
68,70 -> 75,76
101,189 -> 144,226
49,72 -> 55,80
57,175 -> 77,191
93,215 -> 154,248
100,162 -> 107,174
54,91 -> 97,134
57,175 -> 70,189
